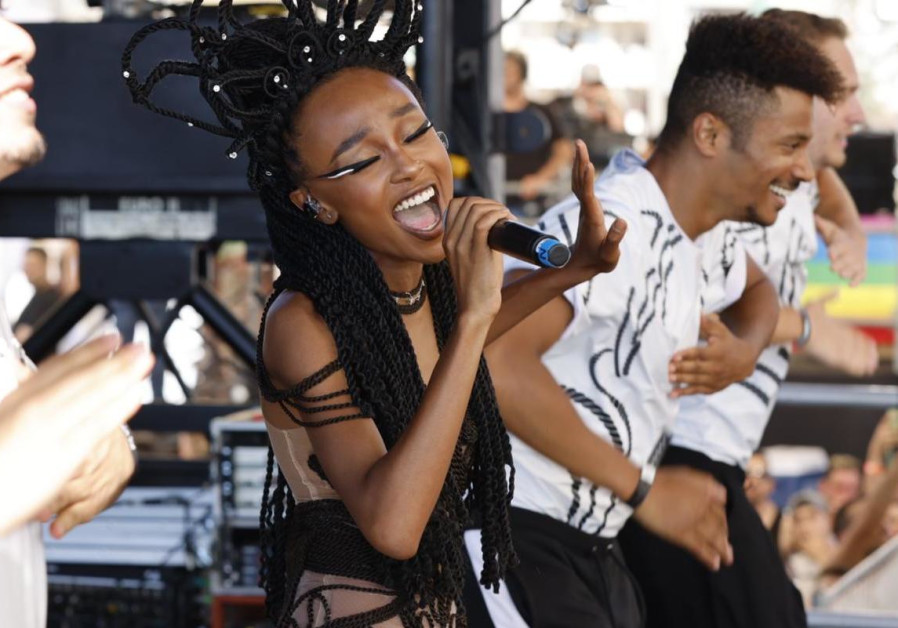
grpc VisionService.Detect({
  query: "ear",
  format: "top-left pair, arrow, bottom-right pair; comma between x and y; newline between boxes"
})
691,113 -> 728,157
288,187 -> 310,211
288,188 -> 339,224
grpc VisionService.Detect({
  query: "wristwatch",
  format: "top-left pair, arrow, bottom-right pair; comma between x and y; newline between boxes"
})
796,307 -> 812,348
625,464 -> 656,510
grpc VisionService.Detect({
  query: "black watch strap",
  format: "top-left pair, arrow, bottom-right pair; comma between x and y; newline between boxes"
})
625,464 -> 656,510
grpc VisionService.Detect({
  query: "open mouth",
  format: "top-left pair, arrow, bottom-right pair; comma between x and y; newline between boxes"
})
768,183 -> 793,202
392,185 -> 442,236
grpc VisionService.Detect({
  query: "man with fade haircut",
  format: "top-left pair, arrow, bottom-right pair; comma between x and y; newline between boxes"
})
464,12 -> 843,628
620,9 -> 874,628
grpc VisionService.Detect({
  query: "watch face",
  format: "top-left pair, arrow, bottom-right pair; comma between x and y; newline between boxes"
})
642,464 -> 657,485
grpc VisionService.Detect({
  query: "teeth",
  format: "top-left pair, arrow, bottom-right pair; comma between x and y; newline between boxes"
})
769,184 -> 791,199
394,186 -> 435,213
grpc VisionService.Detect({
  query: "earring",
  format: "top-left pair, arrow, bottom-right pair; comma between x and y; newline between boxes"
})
305,197 -> 322,218
437,130 -> 449,150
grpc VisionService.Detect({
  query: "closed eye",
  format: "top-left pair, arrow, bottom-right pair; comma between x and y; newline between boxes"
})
404,119 -> 433,142
318,119 -> 432,180
319,155 -> 380,180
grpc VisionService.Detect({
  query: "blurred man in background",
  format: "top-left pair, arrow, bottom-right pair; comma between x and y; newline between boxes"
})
0,12 -> 152,627
13,246 -> 61,342
503,50 -> 573,217
550,64 -> 632,169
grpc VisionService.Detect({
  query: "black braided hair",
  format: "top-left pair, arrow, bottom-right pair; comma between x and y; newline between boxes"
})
123,2 -> 516,626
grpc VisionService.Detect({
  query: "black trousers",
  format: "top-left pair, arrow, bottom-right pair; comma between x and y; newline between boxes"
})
618,446 -> 807,628
465,507 -> 645,628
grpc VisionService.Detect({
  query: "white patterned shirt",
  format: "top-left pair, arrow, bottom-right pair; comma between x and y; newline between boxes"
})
505,149 -> 748,537
673,181 -> 818,468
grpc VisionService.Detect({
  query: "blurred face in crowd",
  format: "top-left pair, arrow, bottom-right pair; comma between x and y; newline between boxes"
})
793,503 -> 833,546
820,467 -> 862,515
0,14 -> 45,181
22,250 -> 47,285
808,36 -> 865,170
745,453 -> 776,506
504,56 -> 525,97
575,82 -> 613,124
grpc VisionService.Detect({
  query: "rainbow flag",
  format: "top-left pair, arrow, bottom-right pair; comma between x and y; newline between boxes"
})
802,216 -> 896,345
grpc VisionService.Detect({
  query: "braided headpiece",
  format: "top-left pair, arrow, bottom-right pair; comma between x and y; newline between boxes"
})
122,0 -> 423,186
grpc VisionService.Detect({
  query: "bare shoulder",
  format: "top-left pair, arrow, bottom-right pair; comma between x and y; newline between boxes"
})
262,290 -> 339,390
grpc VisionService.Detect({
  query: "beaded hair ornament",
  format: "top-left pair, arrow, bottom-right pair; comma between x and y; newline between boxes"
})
121,0 -> 423,187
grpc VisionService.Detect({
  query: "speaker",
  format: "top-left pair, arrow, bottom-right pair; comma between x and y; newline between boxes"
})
837,132 -> 896,215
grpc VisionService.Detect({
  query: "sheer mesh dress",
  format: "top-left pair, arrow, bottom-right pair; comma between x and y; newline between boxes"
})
257,277 -> 487,628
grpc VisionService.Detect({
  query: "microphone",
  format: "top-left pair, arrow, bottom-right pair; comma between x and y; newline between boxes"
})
487,220 -> 571,269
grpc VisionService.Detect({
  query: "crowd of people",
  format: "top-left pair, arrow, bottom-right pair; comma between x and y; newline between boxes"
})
745,411 -> 898,608
0,1 -> 894,628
